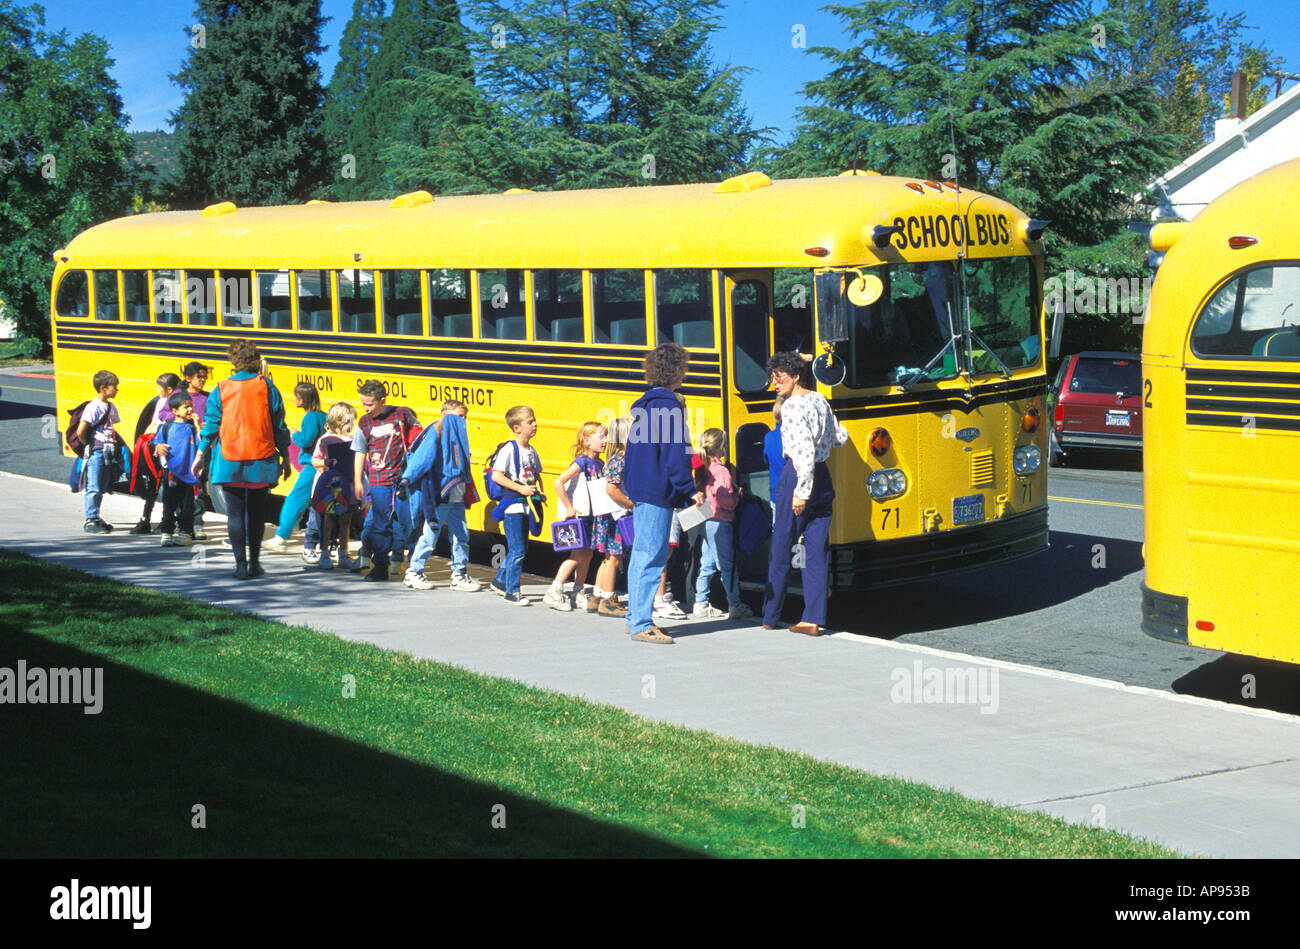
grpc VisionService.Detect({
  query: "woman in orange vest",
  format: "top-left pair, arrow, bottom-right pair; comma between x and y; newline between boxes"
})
193,339 -> 292,579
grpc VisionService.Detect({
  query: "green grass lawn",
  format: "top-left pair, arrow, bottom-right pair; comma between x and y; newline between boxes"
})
0,548 -> 1181,858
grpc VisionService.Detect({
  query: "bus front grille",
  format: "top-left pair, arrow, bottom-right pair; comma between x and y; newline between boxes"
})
970,450 -> 994,487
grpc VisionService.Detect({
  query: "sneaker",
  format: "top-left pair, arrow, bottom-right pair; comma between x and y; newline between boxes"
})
543,588 -> 573,611
177,534 -> 194,547
336,550 -> 359,571
302,547 -> 321,565
149,523 -> 162,534
95,518 -> 114,533
584,595 -> 601,614
264,535 -> 289,554
503,592 -> 531,606
362,563 -> 389,582
450,573 -> 482,592
692,602 -> 729,619
598,598 -> 628,618
573,590 -> 590,611
192,523 -> 207,541
653,596 -> 687,620
729,602 -> 755,620
404,569 -> 435,590
358,552 -> 372,573
318,548 -> 334,570
129,519 -> 152,535
159,533 -> 176,547
490,579 -> 507,597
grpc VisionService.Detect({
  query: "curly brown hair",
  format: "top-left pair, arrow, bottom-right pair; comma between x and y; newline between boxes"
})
643,342 -> 690,389
227,338 -> 261,374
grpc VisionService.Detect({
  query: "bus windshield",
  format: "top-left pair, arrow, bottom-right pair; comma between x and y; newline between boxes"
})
817,257 -> 1038,388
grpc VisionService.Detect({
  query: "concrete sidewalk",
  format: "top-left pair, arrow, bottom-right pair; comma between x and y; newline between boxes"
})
4,470 -> 1298,858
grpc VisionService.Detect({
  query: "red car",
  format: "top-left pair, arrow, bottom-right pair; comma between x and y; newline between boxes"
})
1049,351 -> 1143,466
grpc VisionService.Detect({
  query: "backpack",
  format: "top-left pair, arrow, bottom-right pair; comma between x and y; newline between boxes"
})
65,400 -> 92,455
736,493 -> 772,557
483,439 -> 519,503
129,432 -> 163,496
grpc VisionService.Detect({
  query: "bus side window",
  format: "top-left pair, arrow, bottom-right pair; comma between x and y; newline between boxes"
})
122,271 -> 150,322
55,270 -> 90,318
258,270 -> 293,330
299,269 -> 334,332
381,269 -> 423,336
478,269 -> 526,340
532,269 -> 584,343
429,269 -> 472,338
1192,266 -> 1300,359
655,268 -> 713,348
185,269 -> 217,325
152,269 -> 183,324
732,280 -> 769,392
219,270 -> 254,327
337,269 -> 376,334
773,268 -> 813,353
92,271 -> 119,320
592,269 -> 646,346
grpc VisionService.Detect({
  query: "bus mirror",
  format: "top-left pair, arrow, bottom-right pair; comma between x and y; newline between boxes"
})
812,352 -> 847,387
1048,299 -> 1065,360
847,272 -> 883,307
814,271 -> 850,344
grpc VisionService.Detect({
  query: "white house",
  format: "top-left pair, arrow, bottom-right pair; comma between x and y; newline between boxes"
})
1150,80 -> 1300,221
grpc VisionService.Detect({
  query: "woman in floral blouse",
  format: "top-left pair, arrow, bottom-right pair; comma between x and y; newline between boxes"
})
761,351 -> 849,636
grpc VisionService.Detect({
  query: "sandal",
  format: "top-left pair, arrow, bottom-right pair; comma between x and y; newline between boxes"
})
789,622 -> 821,637
630,626 -> 674,645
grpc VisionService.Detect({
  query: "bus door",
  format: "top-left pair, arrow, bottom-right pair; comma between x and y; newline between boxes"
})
1180,262 -> 1300,659
723,269 -> 777,499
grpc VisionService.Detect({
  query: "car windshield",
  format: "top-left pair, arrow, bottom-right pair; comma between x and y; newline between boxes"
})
817,257 -> 1038,388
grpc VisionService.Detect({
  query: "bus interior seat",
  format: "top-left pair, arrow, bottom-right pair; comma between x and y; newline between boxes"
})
261,309 -> 291,329
609,318 -> 644,345
157,309 -> 183,324
672,320 -> 714,349
551,317 -> 584,342
493,316 -> 525,339
126,304 -> 149,322
95,305 -> 118,321
1252,329 -> 1300,358
443,313 -> 471,338
734,422 -> 770,474
397,312 -> 423,336
190,311 -> 217,326
308,310 -> 332,331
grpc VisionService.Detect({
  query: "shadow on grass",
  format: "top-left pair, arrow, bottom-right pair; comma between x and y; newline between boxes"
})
0,625 -> 701,859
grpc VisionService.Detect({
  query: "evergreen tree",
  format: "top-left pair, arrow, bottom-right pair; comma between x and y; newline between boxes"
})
0,2 -> 134,345
323,0 -> 386,200
170,0 -> 328,207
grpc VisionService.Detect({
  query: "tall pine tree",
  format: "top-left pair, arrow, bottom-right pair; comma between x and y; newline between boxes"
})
170,0 -> 328,207
323,0 -> 386,200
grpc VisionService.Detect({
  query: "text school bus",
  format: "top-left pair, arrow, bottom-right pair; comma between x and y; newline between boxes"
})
50,170 -> 1050,590
1142,158 -> 1300,664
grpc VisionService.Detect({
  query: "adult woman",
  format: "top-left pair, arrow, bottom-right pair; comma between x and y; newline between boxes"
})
194,339 -> 292,579
761,351 -> 848,636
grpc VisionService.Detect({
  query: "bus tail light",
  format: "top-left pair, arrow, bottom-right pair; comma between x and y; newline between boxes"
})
869,427 -> 891,457
1195,620 -> 1215,631
1022,406 -> 1040,432
1228,235 -> 1258,249
804,246 -> 829,257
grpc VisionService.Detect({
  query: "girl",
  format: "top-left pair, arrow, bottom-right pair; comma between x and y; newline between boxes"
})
266,382 -> 326,556
544,421 -> 607,612
311,401 -> 361,570
692,428 -> 752,619
592,417 -> 635,618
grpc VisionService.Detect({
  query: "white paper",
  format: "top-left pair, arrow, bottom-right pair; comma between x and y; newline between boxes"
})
676,499 -> 712,532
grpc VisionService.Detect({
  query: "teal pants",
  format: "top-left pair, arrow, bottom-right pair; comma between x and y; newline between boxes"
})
275,465 -> 315,541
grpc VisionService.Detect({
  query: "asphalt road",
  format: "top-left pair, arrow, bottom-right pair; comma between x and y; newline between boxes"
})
5,364 -> 1296,714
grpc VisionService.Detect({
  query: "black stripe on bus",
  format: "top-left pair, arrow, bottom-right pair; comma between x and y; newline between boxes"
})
1186,367 -> 1300,386
1186,382 -> 1300,401
831,379 -> 1045,413
837,386 -> 1047,421
1186,398 -> 1300,417
1186,413 -> 1300,432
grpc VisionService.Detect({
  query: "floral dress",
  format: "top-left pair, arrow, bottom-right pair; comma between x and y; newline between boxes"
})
592,451 -> 626,556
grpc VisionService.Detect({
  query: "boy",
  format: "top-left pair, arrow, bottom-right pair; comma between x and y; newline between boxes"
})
488,405 -> 541,606
129,372 -> 182,534
351,379 -> 420,581
77,370 -> 121,533
401,400 -> 482,592
181,361 -> 211,540
153,391 -> 200,546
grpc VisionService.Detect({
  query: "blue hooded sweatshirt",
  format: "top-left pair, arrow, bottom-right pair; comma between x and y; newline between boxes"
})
622,386 -> 696,508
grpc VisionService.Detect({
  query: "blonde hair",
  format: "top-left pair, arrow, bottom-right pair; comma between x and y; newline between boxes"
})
259,356 -> 273,381
606,416 -> 634,456
325,401 -> 358,435
699,427 -> 727,460
505,404 -> 533,430
773,392 -> 788,425
572,420 -> 606,458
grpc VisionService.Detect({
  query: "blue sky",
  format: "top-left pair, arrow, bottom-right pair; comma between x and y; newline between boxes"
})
41,0 -> 1300,141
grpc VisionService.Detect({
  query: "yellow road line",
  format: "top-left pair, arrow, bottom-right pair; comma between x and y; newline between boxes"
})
0,384 -> 55,395
1048,495 -> 1143,510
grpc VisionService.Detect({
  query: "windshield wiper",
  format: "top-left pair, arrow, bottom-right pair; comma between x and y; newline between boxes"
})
897,338 -> 957,391
967,330 -> 1012,379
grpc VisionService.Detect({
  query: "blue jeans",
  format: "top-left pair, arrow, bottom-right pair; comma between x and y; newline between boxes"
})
493,512 -> 527,594
362,484 -> 397,566
411,502 -> 470,574
695,520 -> 739,609
276,465 -> 315,541
628,502 -> 673,634
83,450 -> 107,520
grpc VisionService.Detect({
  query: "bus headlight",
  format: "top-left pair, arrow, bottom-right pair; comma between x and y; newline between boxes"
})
1013,446 -> 1041,474
868,468 -> 908,499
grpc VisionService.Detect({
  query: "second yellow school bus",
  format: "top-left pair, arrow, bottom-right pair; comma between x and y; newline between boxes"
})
1142,157 -> 1300,664
50,170 -> 1049,589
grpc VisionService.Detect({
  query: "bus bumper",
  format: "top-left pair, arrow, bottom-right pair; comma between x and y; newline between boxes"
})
828,507 -> 1049,590
1140,582 -> 1189,645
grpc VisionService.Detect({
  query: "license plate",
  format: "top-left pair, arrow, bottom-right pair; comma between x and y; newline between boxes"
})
953,494 -> 984,525
1106,411 -> 1131,427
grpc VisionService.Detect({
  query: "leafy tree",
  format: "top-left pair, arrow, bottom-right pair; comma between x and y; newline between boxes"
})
323,0 -> 387,199
0,2 -> 133,345
1230,43 -> 1286,118
170,0 -> 328,207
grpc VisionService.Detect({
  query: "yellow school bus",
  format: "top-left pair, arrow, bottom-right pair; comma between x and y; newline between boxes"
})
1142,157 -> 1300,663
49,170 -> 1049,588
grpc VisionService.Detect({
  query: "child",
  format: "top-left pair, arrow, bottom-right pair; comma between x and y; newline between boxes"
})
692,429 -> 752,619
544,421 -> 609,613
764,393 -> 787,510
76,370 -> 121,533
312,401 -> 361,570
402,400 -> 482,592
127,372 -> 182,534
181,362 -> 211,540
265,382 -> 326,556
351,379 -> 420,581
488,405 -> 541,606
154,391 -> 200,546
591,417 -> 634,617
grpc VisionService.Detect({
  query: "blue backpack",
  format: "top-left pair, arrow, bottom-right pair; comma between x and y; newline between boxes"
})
483,439 -> 519,503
